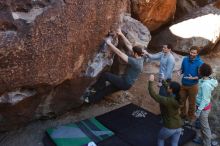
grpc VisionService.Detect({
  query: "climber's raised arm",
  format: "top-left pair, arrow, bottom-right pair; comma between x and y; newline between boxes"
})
106,38 -> 128,63
117,28 -> 133,53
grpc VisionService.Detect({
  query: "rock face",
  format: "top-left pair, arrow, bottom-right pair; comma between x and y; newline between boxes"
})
149,3 -> 220,54
131,0 -> 176,31
0,0 -> 129,94
121,14 -> 151,48
175,0 -> 217,18
0,0 -> 130,131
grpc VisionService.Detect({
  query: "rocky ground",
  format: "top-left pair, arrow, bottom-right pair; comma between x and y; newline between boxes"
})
0,62 -> 219,146
0,1 -> 219,146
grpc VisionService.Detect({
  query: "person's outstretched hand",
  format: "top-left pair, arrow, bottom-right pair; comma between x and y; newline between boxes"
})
177,70 -> 182,77
149,74 -> 154,81
142,49 -> 149,55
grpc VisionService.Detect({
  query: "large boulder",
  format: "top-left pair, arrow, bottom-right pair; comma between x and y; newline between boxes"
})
131,0 -> 176,31
149,3 -> 220,54
0,0 -> 130,131
121,14 -> 151,48
175,0 -> 217,18
0,0 -> 129,94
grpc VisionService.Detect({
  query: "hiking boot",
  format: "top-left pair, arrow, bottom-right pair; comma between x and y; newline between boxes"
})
211,140 -> 219,146
193,137 -> 203,145
183,119 -> 191,125
193,137 -> 219,146
183,119 -> 194,129
89,88 -> 96,95
80,94 -> 90,103
84,97 -> 90,103
81,88 -> 97,103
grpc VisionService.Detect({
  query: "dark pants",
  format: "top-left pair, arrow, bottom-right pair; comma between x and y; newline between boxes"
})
89,72 -> 132,103
159,81 -> 168,118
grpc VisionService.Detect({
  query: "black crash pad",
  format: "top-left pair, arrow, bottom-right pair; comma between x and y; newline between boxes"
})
44,103 -> 196,146
96,103 -> 196,146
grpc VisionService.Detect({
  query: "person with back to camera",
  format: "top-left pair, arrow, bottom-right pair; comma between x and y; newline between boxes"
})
193,63 -> 218,146
84,28 -> 145,103
148,74 -> 182,146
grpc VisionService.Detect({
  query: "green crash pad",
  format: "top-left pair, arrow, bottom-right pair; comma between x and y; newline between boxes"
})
46,118 -> 114,146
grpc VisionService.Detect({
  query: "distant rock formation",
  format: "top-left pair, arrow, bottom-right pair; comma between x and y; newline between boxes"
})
131,0 -> 176,31
149,3 -> 220,54
175,0 -> 217,18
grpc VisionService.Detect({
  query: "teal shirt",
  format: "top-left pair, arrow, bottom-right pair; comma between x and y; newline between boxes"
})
123,57 -> 144,85
148,81 -> 182,129
196,77 -> 218,110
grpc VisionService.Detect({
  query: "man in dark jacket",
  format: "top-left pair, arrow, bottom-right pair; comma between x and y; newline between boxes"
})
179,46 -> 204,122
148,74 -> 182,146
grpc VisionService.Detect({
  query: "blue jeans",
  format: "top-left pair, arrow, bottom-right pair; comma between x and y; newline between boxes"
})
158,127 -> 182,146
199,109 -> 211,146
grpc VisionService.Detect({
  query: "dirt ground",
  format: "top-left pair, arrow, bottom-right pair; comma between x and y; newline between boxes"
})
0,69 -> 219,146
0,56 -> 220,146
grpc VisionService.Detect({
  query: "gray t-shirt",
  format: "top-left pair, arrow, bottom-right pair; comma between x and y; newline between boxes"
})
123,56 -> 144,85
